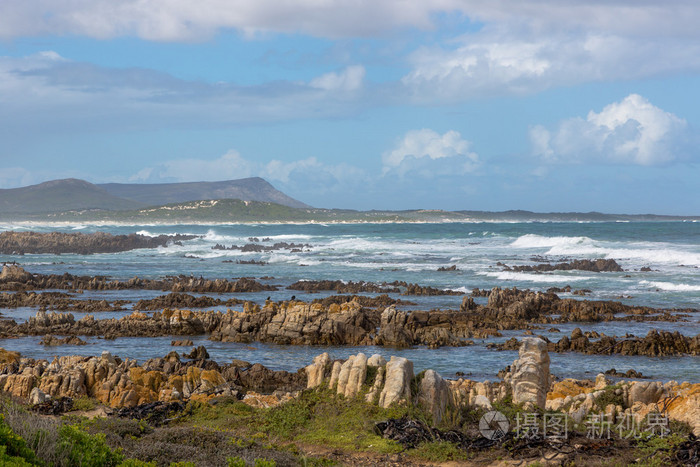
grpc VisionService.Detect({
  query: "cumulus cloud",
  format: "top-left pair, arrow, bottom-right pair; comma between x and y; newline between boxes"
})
530,94 -> 691,166
401,32 -> 700,100
382,129 -> 479,177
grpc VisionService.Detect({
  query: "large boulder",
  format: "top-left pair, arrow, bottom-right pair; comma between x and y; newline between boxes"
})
378,356 -> 413,408
507,337 -> 550,409
344,353 -> 368,398
305,352 -> 330,389
417,369 -> 450,424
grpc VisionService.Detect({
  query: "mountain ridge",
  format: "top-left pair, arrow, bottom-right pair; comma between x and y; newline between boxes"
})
99,177 -> 310,209
0,178 -> 310,214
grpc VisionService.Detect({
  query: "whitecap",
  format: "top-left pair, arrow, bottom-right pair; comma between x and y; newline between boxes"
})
480,271 -> 594,283
639,280 -> 700,292
510,234 -> 595,249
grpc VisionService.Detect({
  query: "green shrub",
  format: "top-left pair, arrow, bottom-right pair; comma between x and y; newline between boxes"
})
253,459 -> 276,467
0,414 -> 40,465
57,424 -> 124,467
408,441 -> 470,462
227,456 -> 247,467
169,463 -> 196,467
0,445 -> 35,467
593,385 -> 624,412
72,396 -> 99,412
118,460 -> 157,467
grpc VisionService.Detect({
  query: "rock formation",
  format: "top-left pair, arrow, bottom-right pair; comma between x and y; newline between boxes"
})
0,231 -> 197,255
505,337 -> 550,409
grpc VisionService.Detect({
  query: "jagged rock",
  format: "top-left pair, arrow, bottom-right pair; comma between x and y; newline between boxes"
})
344,353 -> 367,398
171,339 -> 194,346
507,337 -> 550,409
29,387 -> 50,405
0,347 -> 21,365
666,383 -> 700,436
39,335 -> 88,346
379,356 -> 413,408
553,329 -> 699,356
183,345 -> 210,360
460,296 -> 477,311
367,354 -> 386,367
305,352 -> 330,389
417,369 -> 450,424
0,265 -> 33,282
366,366 -> 385,404
473,395 -> 492,410
595,373 -> 610,390
628,381 -> 664,405
0,231 -> 197,255
135,293 -> 243,311
336,356 -> 355,396
287,280 -> 398,294
328,361 -> 342,389
376,307 -> 412,347
503,259 -> 624,273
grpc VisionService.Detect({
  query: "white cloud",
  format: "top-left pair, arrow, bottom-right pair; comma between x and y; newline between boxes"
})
131,152 -> 368,195
3,1 -> 700,41
131,151 -> 255,182
382,129 -> 479,176
0,52 -> 372,134
310,66 -> 365,92
530,94 -> 691,166
401,32 -> 700,99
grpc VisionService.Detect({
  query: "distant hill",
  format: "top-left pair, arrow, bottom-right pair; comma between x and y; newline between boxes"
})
0,179 -> 143,214
99,178 -> 310,209
0,177 -> 310,214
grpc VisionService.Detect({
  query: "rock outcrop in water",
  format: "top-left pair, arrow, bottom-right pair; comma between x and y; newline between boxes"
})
0,265 -> 277,293
551,329 -> 700,356
1,286 -> 696,353
502,258 -> 624,273
0,291 -> 128,312
0,231 -> 197,255
287,280 -> 400,294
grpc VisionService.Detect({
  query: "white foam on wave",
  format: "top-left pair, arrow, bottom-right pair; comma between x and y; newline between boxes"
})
639,280 -> 700,292
136,230 -> 158,237
259,234 -> 315,241
480,271 -> 594,283
511,234 -> 595,249
546,244 -> 700,267
512,234 -> 700,267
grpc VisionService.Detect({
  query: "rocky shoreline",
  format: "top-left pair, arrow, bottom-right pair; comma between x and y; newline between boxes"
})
1,338 -> 698,437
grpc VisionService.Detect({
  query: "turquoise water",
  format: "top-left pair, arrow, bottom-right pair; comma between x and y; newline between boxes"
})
1,221 -> 698,381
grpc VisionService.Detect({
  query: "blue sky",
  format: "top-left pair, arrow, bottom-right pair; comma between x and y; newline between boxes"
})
1,1 -> 699,214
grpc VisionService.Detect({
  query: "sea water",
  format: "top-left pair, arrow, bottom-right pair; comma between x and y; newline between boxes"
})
1,221 -> 698,382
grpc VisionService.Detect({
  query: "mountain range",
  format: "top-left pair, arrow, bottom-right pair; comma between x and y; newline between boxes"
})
0,178 -> 697,222
0,178 -> 309,214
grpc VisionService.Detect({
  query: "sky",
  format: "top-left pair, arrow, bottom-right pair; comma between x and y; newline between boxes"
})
0,1 -> 699,214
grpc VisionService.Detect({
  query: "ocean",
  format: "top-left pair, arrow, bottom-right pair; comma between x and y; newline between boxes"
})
1,221 -> 699,382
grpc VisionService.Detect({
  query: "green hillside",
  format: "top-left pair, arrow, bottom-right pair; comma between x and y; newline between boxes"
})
0,179 -> 143,214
